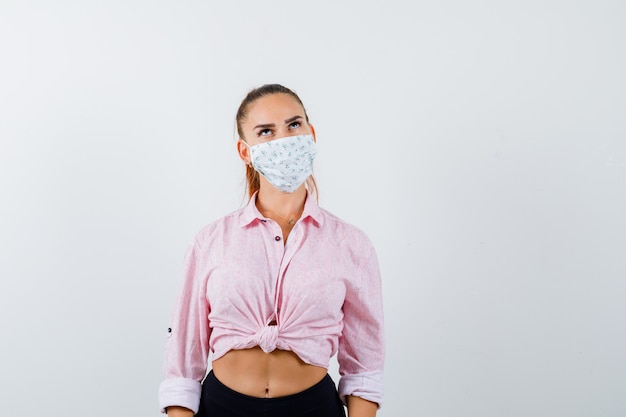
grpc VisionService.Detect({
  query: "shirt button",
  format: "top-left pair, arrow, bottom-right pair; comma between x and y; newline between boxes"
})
275,236 -> 281,241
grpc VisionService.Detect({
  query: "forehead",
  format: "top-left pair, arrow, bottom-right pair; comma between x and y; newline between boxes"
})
244,93 -> 305,124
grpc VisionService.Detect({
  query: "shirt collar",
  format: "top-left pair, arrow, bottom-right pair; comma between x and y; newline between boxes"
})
239,190 -> 324,228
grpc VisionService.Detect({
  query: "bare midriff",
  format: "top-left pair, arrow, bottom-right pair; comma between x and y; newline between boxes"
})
211,347 -> 328,398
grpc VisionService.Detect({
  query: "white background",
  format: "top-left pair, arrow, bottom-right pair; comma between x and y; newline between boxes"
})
1,1 -> 625,416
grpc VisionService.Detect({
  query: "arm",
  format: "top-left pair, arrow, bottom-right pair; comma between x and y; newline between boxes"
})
166,406 -> 194,417
337,242 -> 385,408
159,242 -> 212,414
346,395 -> 378,417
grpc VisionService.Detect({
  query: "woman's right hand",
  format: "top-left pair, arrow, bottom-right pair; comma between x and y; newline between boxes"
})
166,406 -> 194,417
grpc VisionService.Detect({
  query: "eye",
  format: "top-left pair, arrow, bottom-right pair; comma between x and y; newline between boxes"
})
258,128 -> 273,136
289,121 -> 301,129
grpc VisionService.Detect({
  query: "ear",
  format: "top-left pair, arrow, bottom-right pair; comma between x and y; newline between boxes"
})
237,139 -> 251,165
309,124 -> 317,143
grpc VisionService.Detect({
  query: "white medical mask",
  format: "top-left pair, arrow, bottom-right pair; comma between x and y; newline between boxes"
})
243,134 -> 317,193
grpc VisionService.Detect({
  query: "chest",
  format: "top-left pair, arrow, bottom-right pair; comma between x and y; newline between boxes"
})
207,250 -> 347,312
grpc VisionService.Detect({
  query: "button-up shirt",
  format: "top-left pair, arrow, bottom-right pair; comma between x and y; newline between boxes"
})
159,193 -> 385,413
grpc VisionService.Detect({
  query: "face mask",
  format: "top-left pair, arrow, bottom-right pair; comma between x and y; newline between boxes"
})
243,134 -> 317,193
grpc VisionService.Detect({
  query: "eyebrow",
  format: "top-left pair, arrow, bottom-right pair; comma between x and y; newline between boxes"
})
284,115 -> 303,124
253,115 -> 304,130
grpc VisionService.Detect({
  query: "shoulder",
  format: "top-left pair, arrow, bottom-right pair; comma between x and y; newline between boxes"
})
189,205 -> 248,251
316,206 -> 375,252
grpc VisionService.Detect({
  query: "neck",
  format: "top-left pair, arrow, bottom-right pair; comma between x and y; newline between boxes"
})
256,182 -> 307,221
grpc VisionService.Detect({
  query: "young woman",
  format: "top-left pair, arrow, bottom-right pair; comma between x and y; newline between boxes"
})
159,84 -> 384,417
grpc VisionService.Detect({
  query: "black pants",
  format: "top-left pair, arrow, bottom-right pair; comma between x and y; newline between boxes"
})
196,371 -> 346,417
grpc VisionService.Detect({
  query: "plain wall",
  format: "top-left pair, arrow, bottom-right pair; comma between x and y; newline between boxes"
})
1,1 -> 624,416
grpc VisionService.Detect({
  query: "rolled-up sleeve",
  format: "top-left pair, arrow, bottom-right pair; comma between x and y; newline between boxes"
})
158,242 -> 211,414
337,244 -> 385,408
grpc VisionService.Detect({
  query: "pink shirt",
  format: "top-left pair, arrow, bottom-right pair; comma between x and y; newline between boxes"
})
158,193 -> 385,413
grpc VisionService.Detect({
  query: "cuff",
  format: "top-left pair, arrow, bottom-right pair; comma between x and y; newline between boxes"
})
338,370 -> 384,408
158,377 -> 202,414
